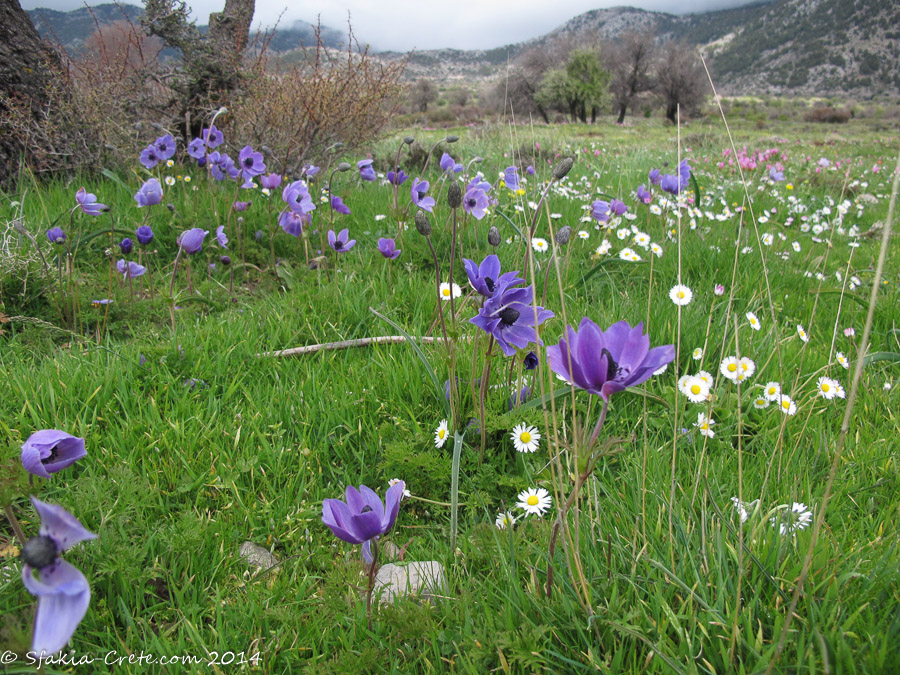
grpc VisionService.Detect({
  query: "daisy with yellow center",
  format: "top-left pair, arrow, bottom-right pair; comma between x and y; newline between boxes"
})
577,230 -> 589,240
434,419 -> 449,448
778,395 -> 797,415
165,176 -> 176,186
495,511 -> 516,529
510,423 -> 541,453
836,352 -> 849,369
516,487 -> 552,517
183,175 -> 191,183
738,357 -> 756,381
669,284 -> 693,306
531,238 -> 549,252
797,324 -> 809,343
438,282 -> 462,301
816,376 -> 840,400
763,381 -> 781,401
753,396 -> 770,409
166,159 -> 175,167
650,242 -> 664,257
694,413 -> 716,438
746,311 -> 761,331
720,356 -> 740,382
678,375 -> 711,403
692,348 -> 703,361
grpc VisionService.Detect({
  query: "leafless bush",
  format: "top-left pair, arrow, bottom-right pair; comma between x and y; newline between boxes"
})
803,106 -> 852,123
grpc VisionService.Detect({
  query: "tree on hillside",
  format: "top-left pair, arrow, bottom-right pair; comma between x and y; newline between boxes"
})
409,78 -> 437,113
606,30 -> 656,124
655,40 -> 709,124
535,47 -> 609,123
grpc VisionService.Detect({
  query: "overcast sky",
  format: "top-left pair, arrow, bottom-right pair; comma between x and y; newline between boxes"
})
22,0 -> 764,51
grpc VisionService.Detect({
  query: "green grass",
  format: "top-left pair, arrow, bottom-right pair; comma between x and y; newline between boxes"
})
1,116 -> 899,673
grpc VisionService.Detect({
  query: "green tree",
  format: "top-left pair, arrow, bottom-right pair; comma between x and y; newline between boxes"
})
535,47 -> 609,123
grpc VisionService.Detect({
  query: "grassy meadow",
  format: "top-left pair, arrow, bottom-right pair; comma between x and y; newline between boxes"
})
1,115 -> 899,673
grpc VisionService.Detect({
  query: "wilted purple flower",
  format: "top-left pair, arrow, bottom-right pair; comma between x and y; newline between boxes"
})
209,152 -> 236,182
660,174 -> 680,194
330,195 -> 351,215
187,137 -> 206,159
410,178 -> 435,212
177,228 -> 209,254
304,164 -> 320,178
216,226 -> 228,248
238,145 -> 265,180
660,160 -> 692,195
282,180 -> 315,214
322,482 -> 405,545
75,187 -> 108,216
463,254 -> 523,298
136,225 -> 154,245
546,318 -> 675,402
279,209 -> 309,237
91,299 -> 112,306
117,259 -> 146,279
21,497 -> 96,656
470,283 -> 554,357
386,168 -> 408,185
153,134 -> 176,160
648,168 -> 662,186
231,200 -> 251,212
463,187 -> 489,220
139,145 -> 160,169
220,255 -> 231,266
440,152 -> 463,173
377,237 -> 401,260
118,238 -> 134,255
134,178 -> 163,207
507,385 -> 530,409
46,227 -> 66,244
358,159 -> 376,182
636,185 -> 652,204
591,200 -> 611,223
609,198 -> 628,216
523,351 -> 539,370
260,173 -> 282,190
503,166 -> 520,191
328,228 -> 356,252
20,430 -> 86,479
526,165 -> 535,176
201,125 -> 224,148
769,167 -> 784,182
255,229 -> 264,241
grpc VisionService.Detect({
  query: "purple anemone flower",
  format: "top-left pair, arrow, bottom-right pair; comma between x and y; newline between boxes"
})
117,259 -> 146,279
463,254 -> 523,298
187,137 -> 206,159
139,145 -> 160,170
410,178 -> 435,212
386,168 -> 408,186
209,152 -> 236,182
279,209 -> 309,237
470,283 -> 554,357
153,134 -> 176,161
648,168 -> 662,186
439,153 -> 463,173
377,237 -> 401,260
358,159 -> 376,182
546,318 -> 675,402
590,200 -> 611,223
75,187 -> 108,216
322,482 -> 405,546
201,125 -> 224,148
660,174 -> 680,195
118,238 -> 133,255
503,166 -> 520,191
134,178 -> 163,208
216,226 -> 228,248
260,173 -> 282,190
282,180 -> 316,214
21,430 -> 87,479
135,225 -> 154,245
609,198 -> 628,216
304,164 -> 320,178
467,176 -> 492,194
46,227 -> 66,244
523,351 -> 539,370
21,497 -> 96,656
328,228 -> 356,252
526,165 -> 535,176
232,200 -> 251,212
636,184 -> 652,204
330,195 -> 351,215
463,187 -> 489,220
769,167 -> 784,182
238,145 -> 266,180
177,228 -> 209,254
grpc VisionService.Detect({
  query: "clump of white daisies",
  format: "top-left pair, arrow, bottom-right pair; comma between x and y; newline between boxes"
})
730,498 -> 813,536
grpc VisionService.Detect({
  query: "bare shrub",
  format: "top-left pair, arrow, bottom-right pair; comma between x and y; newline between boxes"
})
803,107 -> 852,123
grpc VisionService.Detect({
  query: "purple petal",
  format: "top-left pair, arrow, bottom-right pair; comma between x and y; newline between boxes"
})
20,430 -> 87,479
23,560 -> 91,656
322,499 -> 364,544
31,497 -> 96,551
358,485 -> 385,521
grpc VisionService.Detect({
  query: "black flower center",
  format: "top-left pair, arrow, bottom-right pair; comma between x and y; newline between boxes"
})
159,143 -> 167,153
601,348 -> 619,381
484,277 -> 495,293
244,157 -> 254,167
361,506 -> 373,514
22,535 -> 57,569
467,198 -> 477,208
499,308 -> 520,326
334,240 -> 343,250
42,444 -> 59,465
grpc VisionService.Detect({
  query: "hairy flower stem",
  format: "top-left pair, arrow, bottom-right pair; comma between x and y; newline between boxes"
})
391,141 -> 405,212
522,180 -> 557,280
425,236 -> 449,345
545,399 -> 608,599
478,337 -> 495,464
365,539 -> 379,632
448,208 -> 459,325
420,139 -> 444,177
3,504 -> 26,547
169,247 -> 183,299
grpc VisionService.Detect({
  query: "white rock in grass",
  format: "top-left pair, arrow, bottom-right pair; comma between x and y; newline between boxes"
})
373,561 -> 447,605
239,541 -> 278,572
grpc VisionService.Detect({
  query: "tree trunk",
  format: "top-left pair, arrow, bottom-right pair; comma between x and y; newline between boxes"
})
0,0 -> 61,187
591,106 -> 598,124
666,102 -> 678,124
616,104 -> 627,124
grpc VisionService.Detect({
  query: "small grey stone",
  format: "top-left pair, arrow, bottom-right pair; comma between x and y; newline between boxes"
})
239,541 -> 278,571
373,561 -> 447,605
380,541 -> 401,561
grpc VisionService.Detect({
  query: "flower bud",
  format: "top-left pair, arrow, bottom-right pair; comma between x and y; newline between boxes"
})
555,226 -> 571,245
552,157 -> 574,181
415,210 -> 432,237
151,122 -> 166,132
446,135 -> 459,143
220,255 -> 231,266
260,145 -> 273,156
166,203 -> 176,212
119,237 -> 134,255
472,156 -> 484,164
337,162 -> 352,172
488,226 -> 501,247
403,136 -> 415,145
447,181 -> 462,208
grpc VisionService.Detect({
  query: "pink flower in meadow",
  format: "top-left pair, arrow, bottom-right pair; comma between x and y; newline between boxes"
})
843,327 -> 855,337
714,284 -> 725,296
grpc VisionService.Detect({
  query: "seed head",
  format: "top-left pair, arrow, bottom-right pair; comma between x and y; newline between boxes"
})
337,162 -> 352,172
447,181 -> 462,208
403,136 -> 415,145
552,157 -> 574,181
488,226 -> 501,247
445,135 -> 459,143
166,203 -> 176,212
22,535 -> 56,569
555,226 -> 571,245
415,210 -> 432,236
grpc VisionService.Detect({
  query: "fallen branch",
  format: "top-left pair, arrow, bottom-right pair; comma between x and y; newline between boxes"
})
257,335 -> 452,358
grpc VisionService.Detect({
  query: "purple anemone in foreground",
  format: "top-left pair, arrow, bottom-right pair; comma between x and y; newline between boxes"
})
470,283 -> 554,357
440,153 -> 463,173
410,178 -> 435,212
118,238 -> 133,255
546,318 -> 675,402
503,166 -> 520,191
322,482 -> 405,546
153,134 -> 176,161
116,259 -> 146,279
357,159 -> 376,182
463,187 -> 489,220
46,227 -> 66,244
21,430 -> 87,479
21,497 -> 96,656
636,185 -> 652,204
328,228 -> 356,252
377,237 -> 401,260
282,180 -> 315,214
75,187 -> 108,216
202,125 -> 224,148
463,254 -> 523,298
648,168 -> 662,186
177,228 -> 209,254
279,209 -> 309,237
139,145 -> 160,170
187,137 -> 206,159
590,200 -> 611,223
134,178 -> 163,208
238,145 -> 265,180
330,195 -> 351,215
260,173 -> 282,190
386,168 -> 408,186
135,225 -> 154,245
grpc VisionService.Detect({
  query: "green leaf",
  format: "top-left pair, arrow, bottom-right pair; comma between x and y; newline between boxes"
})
101,168 -> 129,190
74,228 -> 138,249
495,208 -> 525,241
275,261 -> 297,290
863,351 -> 900,366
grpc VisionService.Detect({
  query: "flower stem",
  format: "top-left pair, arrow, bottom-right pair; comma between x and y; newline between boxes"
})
3,504 -> 26,547
478,336 -> 495,464
365,539 -> 379,632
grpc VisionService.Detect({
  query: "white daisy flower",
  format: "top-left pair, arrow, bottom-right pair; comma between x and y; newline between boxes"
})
434,419 -> 449,448
797,324 -> 809,343
166,159 -> 175,167
649,204 -> 662,215
731,497 -> 758,523
762,233 -> 774,246
669,284 -> 693,306
720,356 -> 741,382
777,395 -> 797,415
165,176 -> 176,186
650,243 -> 664,257
183,175 -> 191,183
834,382 -> 847,398
816,376 -> 840,400
752,396 -> 770,409
438,282 -> 462,301
738,357 -> 756,381
694,413 -> 715,438
746,312 -> 761,331
261,188 -> 271,196
652,362 -> 668,376
516,487 -> 552,517
616,228 -> 631,240
792,241 -> 801,252
692,348 -> 703,361
510,423 -> 541,453
532,237 -> 549,252
619,247 -> 641,261
495,511 -> 516,530
595,239 -> 612,256
374,214 -> 386,221
577,230 -> 589,240
836,352 -> 849,369
772,502 -> 813,535
633,231 -> 651,249
679,375 -> 711,403
388,478 -> 411,500
763,382 -> 781,401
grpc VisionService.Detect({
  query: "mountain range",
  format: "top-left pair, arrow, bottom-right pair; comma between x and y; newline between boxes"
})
27,0 -> 900,99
